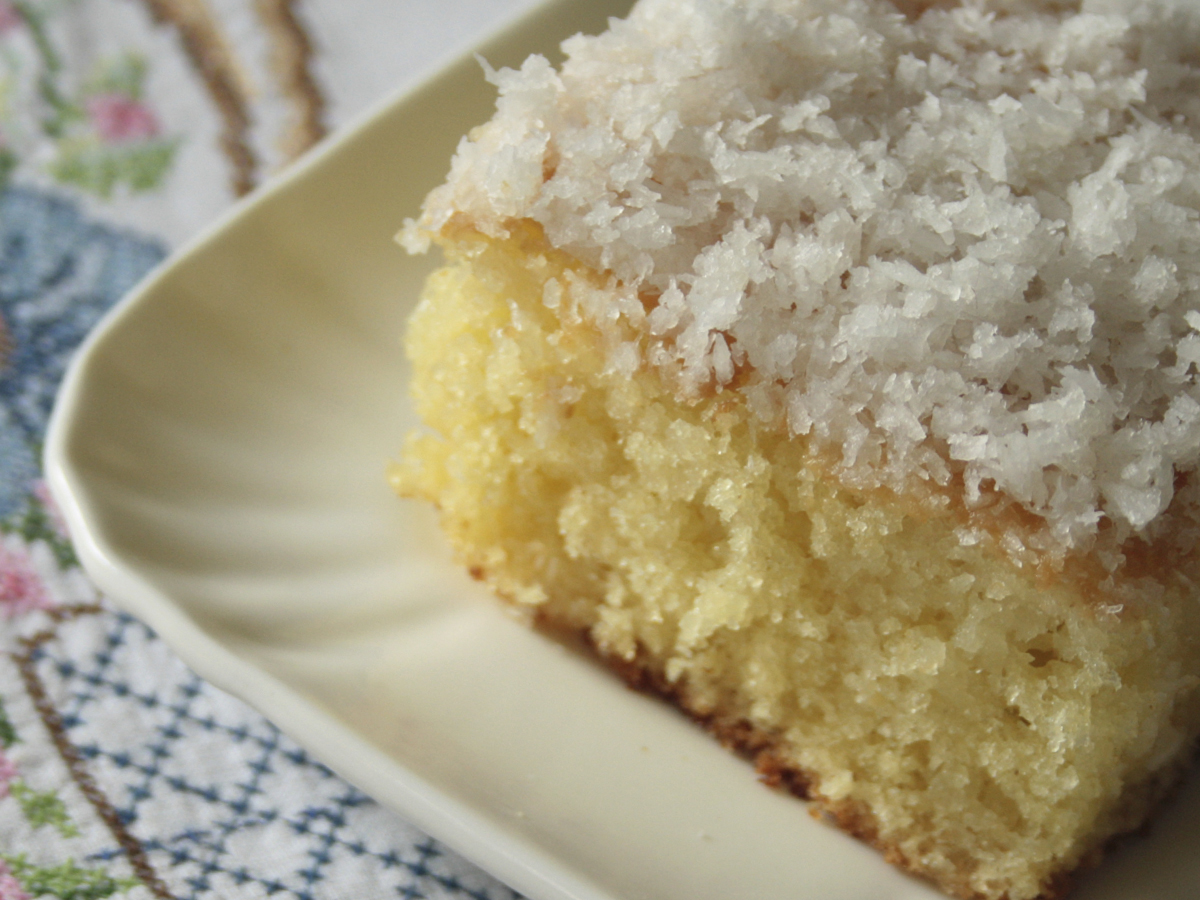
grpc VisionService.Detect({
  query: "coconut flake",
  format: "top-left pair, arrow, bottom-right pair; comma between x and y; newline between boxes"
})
412,0 -> 1200,556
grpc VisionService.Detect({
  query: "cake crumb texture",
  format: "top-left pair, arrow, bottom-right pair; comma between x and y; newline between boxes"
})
404,0 -> 1200,562
393,226 -> 1200,900
395,0 -> 1200,895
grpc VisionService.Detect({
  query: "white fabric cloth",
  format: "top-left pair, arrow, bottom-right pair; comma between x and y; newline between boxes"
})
0,2 -> 541,897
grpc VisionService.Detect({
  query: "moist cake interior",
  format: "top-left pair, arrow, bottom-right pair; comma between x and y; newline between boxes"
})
392,0 -> 1200,896
393,222 -> 1200,900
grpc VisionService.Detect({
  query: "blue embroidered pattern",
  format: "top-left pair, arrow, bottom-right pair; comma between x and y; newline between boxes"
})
0,186 -> 164,517
33,611 -> 523,900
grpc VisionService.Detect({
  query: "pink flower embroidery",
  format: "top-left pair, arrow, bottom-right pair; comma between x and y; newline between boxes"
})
86,93 -> 160,144
0,859 -> 27,900
0,748 -> 16,799
32,481 -> 69,540
0,2 -> 21,36
0,542 -> 51,617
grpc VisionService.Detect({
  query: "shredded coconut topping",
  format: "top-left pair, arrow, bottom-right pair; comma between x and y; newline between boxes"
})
407,0 -> 1200,557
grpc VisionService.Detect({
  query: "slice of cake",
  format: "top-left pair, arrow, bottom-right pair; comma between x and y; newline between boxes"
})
391,1 -> 1200,897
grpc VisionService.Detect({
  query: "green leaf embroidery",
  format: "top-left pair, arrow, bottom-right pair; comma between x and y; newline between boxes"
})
0,146 -> 15,190
0,70 -> 15,192
9,781 -> 79,838
49,137 -> 178,199
0,696 -> 16,748
85,53 -> 147,101
9,1 -> 83,137
4,490 -> 79,570
2,855 -> 140,900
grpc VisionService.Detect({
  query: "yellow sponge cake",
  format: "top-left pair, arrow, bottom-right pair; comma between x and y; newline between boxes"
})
392,2 -> 1200,897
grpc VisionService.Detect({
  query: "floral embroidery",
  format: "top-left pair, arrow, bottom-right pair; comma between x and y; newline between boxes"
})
4,485 -> 78,570
0,859 -> 29,900
47,53 -> 178,197
0,748 -> 16,798
0,2 -> 20,36
86,92 -> 160,144
0,6 -> 178,197
8,783 -> 78,838
0,139 -> 13,208
3,684 -> 125,896
9,783 -> 78,839
0,664 -> 79,842
0,682 -> 132,898
1,856 -> 136,900
0,539 -> 52,617
0,696 -> 15,748
31,481 -> 69,543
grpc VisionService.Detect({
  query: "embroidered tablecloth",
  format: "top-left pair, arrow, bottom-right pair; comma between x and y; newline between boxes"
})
0,2 -> 541,897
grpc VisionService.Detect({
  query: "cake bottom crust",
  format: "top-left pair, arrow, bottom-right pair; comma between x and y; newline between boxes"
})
394,223 -> 1200,900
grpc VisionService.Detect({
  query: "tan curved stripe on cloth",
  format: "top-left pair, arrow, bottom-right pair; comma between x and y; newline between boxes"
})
16,604 -> 178,900
136,0 -> 259,196
255,0 -> 327,162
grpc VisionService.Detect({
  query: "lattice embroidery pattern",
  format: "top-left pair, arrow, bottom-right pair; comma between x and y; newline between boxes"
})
17,604 -> 527,900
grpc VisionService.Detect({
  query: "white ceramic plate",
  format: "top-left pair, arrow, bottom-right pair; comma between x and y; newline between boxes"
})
44,2 -> 1200,898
